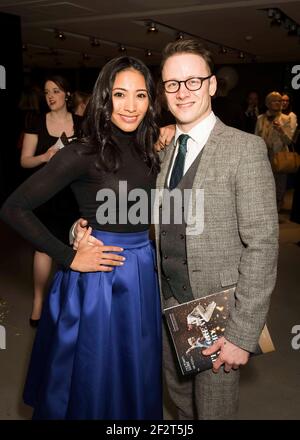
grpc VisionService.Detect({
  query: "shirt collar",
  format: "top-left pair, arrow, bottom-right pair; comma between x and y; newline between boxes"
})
174,111 -> 217,145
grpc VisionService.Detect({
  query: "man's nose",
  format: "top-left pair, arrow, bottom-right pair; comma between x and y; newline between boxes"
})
176,82 -> 190,98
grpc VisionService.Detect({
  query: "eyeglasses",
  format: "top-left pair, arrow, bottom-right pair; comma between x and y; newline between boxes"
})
163,75 -> 213,93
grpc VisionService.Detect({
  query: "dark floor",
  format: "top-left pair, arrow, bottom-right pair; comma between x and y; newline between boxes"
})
0,192 -> 299,420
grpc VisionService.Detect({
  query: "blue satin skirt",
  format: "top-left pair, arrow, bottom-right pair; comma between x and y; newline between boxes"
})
23,230 -> 162,420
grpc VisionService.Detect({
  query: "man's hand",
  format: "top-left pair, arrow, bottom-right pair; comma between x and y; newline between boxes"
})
155,125 -> 176,151
73,218 -> 103,250
202,336 -> 250,373
70,227 -> 125,272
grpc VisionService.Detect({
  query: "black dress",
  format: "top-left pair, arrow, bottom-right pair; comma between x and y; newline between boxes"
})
24,113 -> 82,243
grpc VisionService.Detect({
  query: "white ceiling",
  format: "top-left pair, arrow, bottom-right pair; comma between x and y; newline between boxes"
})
0,0 -> 300,68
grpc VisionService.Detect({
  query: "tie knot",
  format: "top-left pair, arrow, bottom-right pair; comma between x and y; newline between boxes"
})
178,134 -> 189,153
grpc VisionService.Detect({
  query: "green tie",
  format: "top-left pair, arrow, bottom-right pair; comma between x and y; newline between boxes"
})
169,134 -> 189,190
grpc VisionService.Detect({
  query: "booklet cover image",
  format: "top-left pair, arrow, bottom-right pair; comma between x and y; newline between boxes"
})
164,287 -> 274,375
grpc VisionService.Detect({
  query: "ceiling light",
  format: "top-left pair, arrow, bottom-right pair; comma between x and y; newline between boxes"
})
267,9 -> 276,19
176,32 -> 184,40
118,44 -> 126,53
90,37 -> 100,47
145,49 -> 152,56
238,51 -> 245,59
288,23 -> 297,36
55,29 -> 66,40
147,22 -> 158,33
219,46 -> 227,54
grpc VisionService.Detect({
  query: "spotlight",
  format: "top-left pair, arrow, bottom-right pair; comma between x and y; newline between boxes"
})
55,29 -> 66,40
267,8 -> 276,19
272,11 -> 282,26
288,23 -> 297,36
90,37 -> 100,47
176,32 -> 184,40
238,51 -> 245,59
118,44 -> 126,53
219,46 -> 227,54
145,49 -> 152,56
82,52 -> 90,61
284,18 -> 292,30
147,22 -> 158,33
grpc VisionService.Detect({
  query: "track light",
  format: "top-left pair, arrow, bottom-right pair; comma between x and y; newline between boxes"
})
55,29 -> 66,40
90,37 -> 100,47
147,22 -> 158,33
176,32 -> 184,40
267,9 -> 276,19
145,49 -> 152,56
82,53 -> 90,61
238,51 -> 245,59
288,23 -> 297,36
219,46 -> 227,54
118,44 -> 126,53
265,8 -> 299,36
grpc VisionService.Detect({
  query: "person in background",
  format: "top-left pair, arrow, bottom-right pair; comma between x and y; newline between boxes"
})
242,91 -> 260,134
20,75 -> 81,327
281,93 -> 298,137
72,91 -> 91,117
255,91 -> 294,211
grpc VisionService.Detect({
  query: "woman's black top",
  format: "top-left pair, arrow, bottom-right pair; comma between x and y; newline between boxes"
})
0,125 -> 157,268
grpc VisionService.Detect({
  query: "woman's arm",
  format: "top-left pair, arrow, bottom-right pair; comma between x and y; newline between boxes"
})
20,133 -> 59,168
1,145 -> 124,270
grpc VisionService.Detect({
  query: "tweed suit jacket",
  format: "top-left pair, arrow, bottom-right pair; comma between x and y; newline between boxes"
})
155,118 -> 278,353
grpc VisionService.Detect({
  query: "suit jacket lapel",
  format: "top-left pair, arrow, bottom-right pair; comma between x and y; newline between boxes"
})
156,139 -> 176,192
192,117 -> 226,190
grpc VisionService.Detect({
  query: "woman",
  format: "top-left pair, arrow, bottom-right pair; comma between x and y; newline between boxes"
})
20,76 -> 81,326
0,57 -> 162,419
281,93 -> 298,137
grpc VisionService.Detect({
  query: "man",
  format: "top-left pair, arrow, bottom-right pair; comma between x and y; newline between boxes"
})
73,40 -> 278,419
155,39 -> 278,420
242,91 -> 260,133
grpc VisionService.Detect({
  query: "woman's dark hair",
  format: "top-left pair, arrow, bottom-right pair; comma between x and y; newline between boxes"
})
44,75 -> 71,101
81,56 -> 160,173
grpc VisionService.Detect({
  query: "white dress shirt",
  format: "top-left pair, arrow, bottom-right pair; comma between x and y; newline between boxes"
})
167,112 -> 217,186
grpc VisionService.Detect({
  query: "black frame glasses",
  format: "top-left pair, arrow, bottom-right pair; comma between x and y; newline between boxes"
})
163,75 -> 213,93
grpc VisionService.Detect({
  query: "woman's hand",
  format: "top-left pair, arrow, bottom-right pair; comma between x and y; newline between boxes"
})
155,125 -> 176,151
42,145 -> 59,163
70,227 -> 125,272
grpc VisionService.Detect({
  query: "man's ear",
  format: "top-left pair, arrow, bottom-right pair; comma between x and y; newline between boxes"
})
209,75 -> 217,97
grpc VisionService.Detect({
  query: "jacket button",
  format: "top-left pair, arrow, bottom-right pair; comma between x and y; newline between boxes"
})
166,277 -> 171,282
161,231 -> 167,236
164,255 -> 168,259
180,234 -> 185,239
182,285 -> 187,290
182,259 -> 187,265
